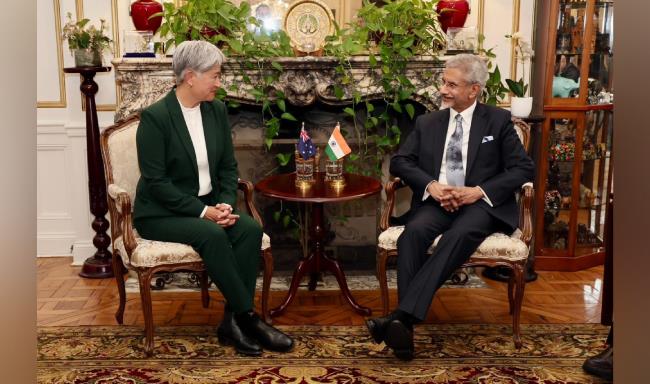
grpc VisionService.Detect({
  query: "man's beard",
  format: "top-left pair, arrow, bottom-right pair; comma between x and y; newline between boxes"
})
440,99 -> 452,109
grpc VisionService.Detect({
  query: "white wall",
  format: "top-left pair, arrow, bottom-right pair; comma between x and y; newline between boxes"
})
36,0 -> 536,264
37,0 -> 142,263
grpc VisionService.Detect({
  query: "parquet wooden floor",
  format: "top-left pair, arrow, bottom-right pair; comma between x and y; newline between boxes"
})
37,257 -> 604,327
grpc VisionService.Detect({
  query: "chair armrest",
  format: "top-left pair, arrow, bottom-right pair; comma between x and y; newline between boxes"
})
238,179 -> 264,226
518,182 -> 534,246
379,177 -> 407,231
107,184 -> 138,257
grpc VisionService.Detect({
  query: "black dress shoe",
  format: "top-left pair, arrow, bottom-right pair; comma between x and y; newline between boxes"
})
365,312 -> 400,344
582,345 -> 613,380
236,311 -> 294,352
385,319 -> 414,361
217,310 -> 262,356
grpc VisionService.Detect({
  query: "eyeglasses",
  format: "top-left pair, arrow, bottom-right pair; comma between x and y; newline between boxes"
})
439,79 -> 474,90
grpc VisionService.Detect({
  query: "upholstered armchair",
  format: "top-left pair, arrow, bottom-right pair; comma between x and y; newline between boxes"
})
376,118 -> 534,349
100,115 -> 274,355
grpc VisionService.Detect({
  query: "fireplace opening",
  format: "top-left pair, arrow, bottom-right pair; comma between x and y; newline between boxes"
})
227,98 -> 430,272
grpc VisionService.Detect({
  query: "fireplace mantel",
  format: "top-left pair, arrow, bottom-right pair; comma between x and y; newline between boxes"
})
112,55 -> 447,123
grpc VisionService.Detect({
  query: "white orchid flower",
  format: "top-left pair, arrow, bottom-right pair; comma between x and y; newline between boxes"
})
510,31 -> 524,40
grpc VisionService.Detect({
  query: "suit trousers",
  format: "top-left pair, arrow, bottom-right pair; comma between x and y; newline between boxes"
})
396,202 -> 506,320
134,212 -> 263,313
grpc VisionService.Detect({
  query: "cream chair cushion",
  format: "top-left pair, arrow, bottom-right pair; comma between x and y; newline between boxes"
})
115,232 -> 271,268
378,226 -> 528,261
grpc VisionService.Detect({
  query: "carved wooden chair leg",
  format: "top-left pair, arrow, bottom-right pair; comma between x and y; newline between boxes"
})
511,263 -> 526,349
200,269 -> 210,309
137,268 -> 156,356
113,251 -> 127,325
377,248 -> 390,316
507,265 -> 515,315
261,248 -> 274,324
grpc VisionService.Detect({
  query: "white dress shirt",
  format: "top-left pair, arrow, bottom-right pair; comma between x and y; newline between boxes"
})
178,98 -> 212,217
422,100 -> 493,206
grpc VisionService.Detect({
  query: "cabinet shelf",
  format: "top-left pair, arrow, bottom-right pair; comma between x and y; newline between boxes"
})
548,155 -> 610,163
555,51 -> 611,56
559,1 -> 612,7
546,203 -> 607,211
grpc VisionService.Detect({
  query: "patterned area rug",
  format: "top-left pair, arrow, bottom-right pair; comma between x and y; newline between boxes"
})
124,269 -> 487,293
37,324 -> 611,383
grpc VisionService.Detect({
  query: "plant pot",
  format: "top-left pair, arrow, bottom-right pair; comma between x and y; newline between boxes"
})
185,26 -> 228,48
510,96 -> 533,118
73,49 -> 102,67
436,0 -> 470,33
130,0 -> 163,33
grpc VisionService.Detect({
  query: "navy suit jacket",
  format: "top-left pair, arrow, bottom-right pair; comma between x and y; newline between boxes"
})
390,103 -> 535,232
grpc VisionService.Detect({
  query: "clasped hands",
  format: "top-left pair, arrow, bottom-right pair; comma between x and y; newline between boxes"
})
427,181 -> 484,212
204,203 -> 239,227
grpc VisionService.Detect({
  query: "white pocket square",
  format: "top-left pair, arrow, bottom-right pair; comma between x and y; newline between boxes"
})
482,135 -> 494,143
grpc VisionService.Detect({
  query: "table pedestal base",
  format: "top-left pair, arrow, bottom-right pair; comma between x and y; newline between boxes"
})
270,202 -> 371,317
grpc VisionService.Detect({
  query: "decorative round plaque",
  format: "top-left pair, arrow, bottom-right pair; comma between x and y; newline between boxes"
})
283,0 -> 334,54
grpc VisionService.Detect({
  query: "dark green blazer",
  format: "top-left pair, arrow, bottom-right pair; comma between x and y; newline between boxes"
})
133,89 -> 238,221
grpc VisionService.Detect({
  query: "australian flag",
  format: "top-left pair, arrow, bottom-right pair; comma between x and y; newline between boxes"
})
297,123 -> 316,160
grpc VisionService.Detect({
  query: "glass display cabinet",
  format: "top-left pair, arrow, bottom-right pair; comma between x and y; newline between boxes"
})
535,0 -> 613,271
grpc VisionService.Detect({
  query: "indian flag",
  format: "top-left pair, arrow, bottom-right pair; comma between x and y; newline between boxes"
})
325,123 -> 352,161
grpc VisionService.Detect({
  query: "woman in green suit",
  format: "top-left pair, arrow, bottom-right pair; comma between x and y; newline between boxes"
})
133,40 -> 293,356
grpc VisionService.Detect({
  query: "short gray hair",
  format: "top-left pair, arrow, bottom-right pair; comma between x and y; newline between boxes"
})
445,54 -> 489,91
172,40 -> 226,85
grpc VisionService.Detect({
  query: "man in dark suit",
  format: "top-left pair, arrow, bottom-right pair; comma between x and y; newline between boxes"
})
366,54 -> 535,360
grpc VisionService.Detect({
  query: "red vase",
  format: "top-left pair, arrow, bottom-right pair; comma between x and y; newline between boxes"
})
130,0 -> 163,34
436,0 -> 471,33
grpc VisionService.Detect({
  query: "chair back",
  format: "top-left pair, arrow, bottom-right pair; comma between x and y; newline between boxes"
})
511,117 -> 531,152
100,115 -> 141,208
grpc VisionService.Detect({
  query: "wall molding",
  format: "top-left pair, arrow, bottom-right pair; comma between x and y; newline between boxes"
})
37,0 -> 67,108
38,232 -> 77,257
72,240 -> 97,265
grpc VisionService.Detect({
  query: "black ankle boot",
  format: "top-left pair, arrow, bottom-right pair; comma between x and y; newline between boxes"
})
582,345 -> 613,380
217,310 -> 262,356
235,310 -> 294,352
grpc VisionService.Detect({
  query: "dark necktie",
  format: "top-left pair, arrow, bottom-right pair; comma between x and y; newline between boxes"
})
445,114 -> 464,187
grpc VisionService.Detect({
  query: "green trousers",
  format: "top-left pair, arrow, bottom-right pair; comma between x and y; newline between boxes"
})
134,211 -> 262,313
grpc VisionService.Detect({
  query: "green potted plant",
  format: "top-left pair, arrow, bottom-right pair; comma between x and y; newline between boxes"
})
504,31 -> 534,117
476,35 -> 508,106
155,0 -> 254,52
355,0 -> 445,55
61,12 -> 113,67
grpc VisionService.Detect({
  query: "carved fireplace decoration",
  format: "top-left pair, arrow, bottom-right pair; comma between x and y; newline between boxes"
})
113,56 -> 445,123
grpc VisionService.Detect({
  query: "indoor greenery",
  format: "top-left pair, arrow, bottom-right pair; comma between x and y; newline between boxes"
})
61,12 -> 112,55
504,32 -> 534,97
155,0 -> 254,50
324,0 -> 445,176
477,34 -> 508,106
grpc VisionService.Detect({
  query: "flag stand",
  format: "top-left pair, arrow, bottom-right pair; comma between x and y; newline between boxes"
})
325,158 -> 345,188
294,145 -> 319,188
